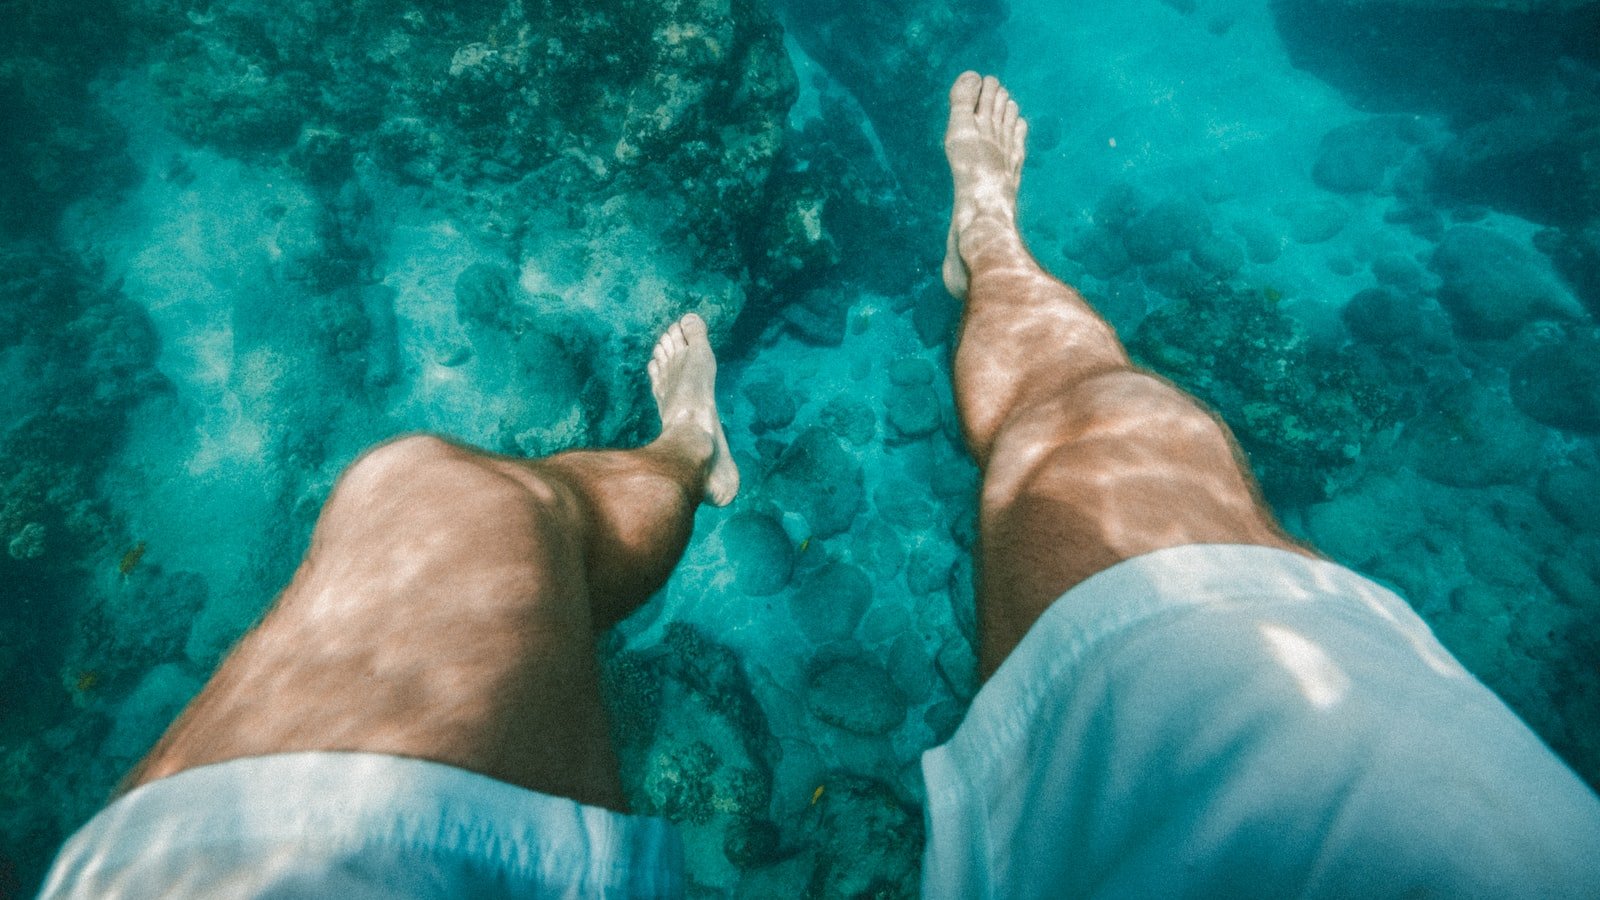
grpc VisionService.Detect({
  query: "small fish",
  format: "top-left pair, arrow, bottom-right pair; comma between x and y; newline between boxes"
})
73,671 -> 99,694
798,537 -> 811,554
118,541 -> 147,575
809,784 -> 825,806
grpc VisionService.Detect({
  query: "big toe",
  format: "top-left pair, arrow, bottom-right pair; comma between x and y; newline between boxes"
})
680,312 -> 708,342
949,71 -> 981,111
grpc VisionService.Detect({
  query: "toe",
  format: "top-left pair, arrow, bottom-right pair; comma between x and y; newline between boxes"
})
1003,98 -> 1019,131
680,312 -> 707,341
669,321 -> 686,350
977,75 -> 1000,124
949,71 -> 981,111
991,87 -> 1010,130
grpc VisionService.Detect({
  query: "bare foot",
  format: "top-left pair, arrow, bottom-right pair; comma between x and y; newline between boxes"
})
648,313 -> 739,506
942,71 -> 1028,300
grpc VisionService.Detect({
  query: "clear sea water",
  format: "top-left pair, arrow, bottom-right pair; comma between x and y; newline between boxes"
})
3,0 -> 1598,895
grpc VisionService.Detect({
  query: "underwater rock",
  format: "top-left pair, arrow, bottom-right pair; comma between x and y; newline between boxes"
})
1143,258 -> 1214,301
806,656 -> 906,735
1277,197 -> 1350,244
755,177 -> 842,284
819,395 -> 877,447
1312,118 -> 1417,194
928,437 -> 979,500
1538,457 -> 1600,533
924,698 -> 966,743
1538,223 -> 1600,319
1431,226 -> 1582,338
802,775 -> 923,898
874,481 -> 937,532
764,427 -> 864,537
1190,233 -> 1246,279
1407,385 -> 1545,487
1122,197 -> 1213,265
723,817 -> 783,870
1064,225 -> 1133,280
1343,287 -> 1425,345
850,519 -> 907,579
886,382 -> 942,439
718,512 -> 795,597
1540,549 -> 1600,608
1510,336 -> 1600,433
1272,0 -> 1600,121
742,378 -> 798,435
1370,252 -> 1426,292
1232,218 -> 1285,264
888,357 -> 937,387
1094,182 -> 1148,232
789,559 -> 873,644
906,542 -> 956,596
1428,77 -> 1600,229
889,633 -> 935,704
782,290 -> 851,346
858,600 -> 914,645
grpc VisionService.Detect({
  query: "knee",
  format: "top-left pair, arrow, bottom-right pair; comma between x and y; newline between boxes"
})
337,433 -> 544,516
340,434 -> 462,495
982,370 -> 1228,503
333,434 -> 583,548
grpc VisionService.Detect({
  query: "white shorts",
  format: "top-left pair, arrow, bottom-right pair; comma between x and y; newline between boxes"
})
38,752 -> 683,898
920,544 -> 1600,898
41,545 -> 1600,898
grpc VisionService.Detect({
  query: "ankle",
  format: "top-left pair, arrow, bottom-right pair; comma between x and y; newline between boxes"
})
959,218 -> 1025,269
655,420 -> 715,469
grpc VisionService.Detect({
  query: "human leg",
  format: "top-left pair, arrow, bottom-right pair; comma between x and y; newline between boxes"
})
121,313 -> 738,813
940,72 -> 1309,678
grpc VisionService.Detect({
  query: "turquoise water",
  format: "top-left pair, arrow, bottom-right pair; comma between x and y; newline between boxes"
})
3,0 -> 1599,895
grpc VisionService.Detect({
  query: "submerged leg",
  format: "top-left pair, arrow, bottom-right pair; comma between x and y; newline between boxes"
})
123,313 -> 739,811
940,71 -> 1308,678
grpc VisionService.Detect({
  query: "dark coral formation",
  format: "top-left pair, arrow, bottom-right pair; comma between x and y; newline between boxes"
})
0,247 -> 163,575
0,245 -> 165,883
1132,283 -> 1401,505
0,3 -> 135,239
132,0 -> 796,271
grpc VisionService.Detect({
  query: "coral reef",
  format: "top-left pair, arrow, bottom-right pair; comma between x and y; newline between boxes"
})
1132,282 -> 1402,504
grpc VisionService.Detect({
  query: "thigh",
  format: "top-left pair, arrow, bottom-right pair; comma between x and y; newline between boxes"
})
124,436 -> 629,811
974,370 -> 1308,676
